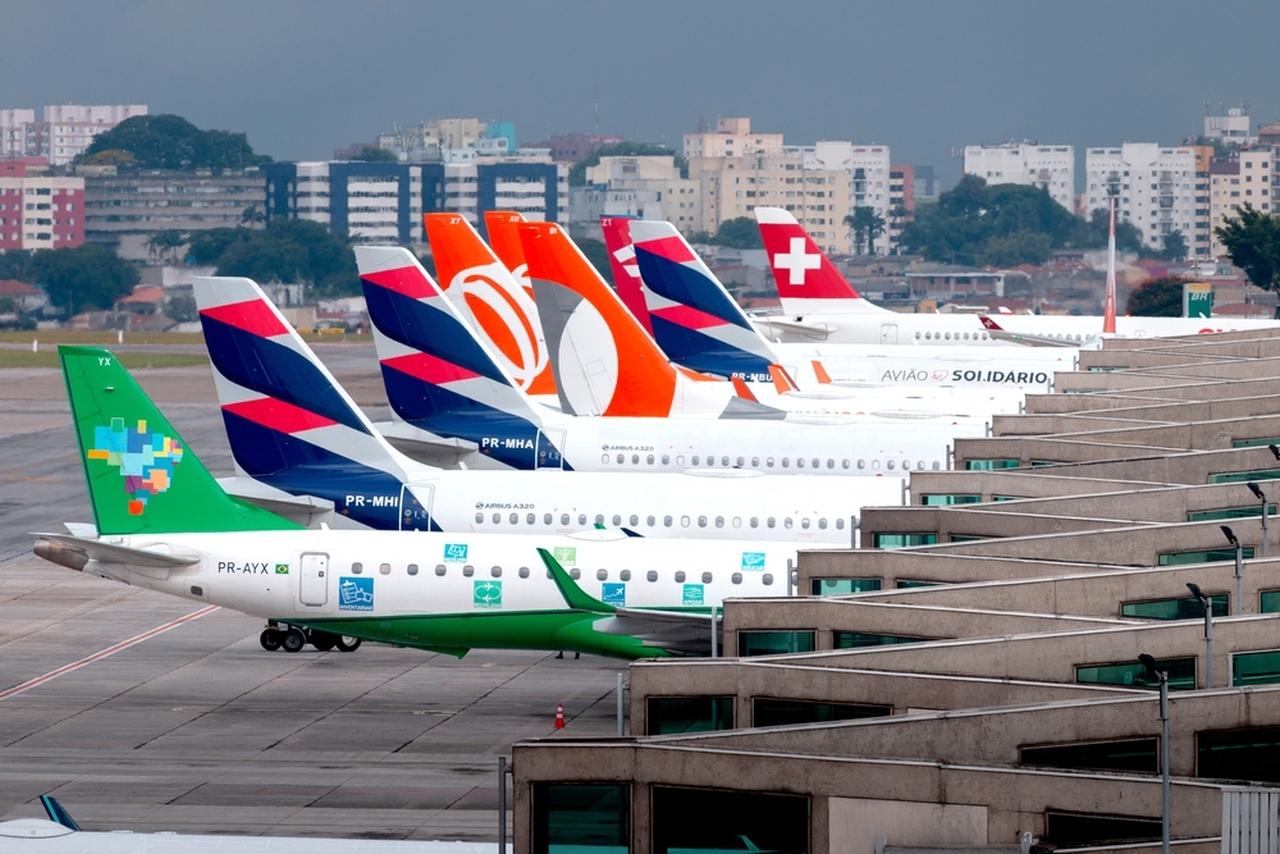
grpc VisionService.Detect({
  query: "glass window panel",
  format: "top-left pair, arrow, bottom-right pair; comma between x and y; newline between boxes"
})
921,493 -> 982,506
1121,593 -> 1228,620
1197,725 -> 1280,782
739,630 -> 815,657
652,787 -> 808,854
896,579 -> 943,589
1158,547 -> 1254,566
1187,503 -> 1276,521
646,696 -> 734,735
833,631 -> 933,649
1044,810 -> 1160,848
1075,657 -> 1196,691
532,783 -> 629,854
1208,468 -> 1280,484
965,458 -> 1019,470
1261,589 -> 1280,613
1020,738 -> 1158,773
753,697 -> 889,727
809,578 -> 881,596
872,532 -> 938,549
1232,650 -> 1280,687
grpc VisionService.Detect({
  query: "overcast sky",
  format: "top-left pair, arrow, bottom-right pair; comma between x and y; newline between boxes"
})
11,0 -> 1280,183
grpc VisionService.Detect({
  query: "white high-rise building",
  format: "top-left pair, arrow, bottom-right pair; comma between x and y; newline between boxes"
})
795,141 -> 893,254
963,142 -> 1075,211
1086,143 -> 1199,252
0,104 -> 148,165
0,109 -> 37,158
571,155 -> 700,238
1209,149 -> 1273,257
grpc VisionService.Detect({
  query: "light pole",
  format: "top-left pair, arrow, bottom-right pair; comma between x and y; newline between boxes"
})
1139,653 -> 1170,854
1186,582 -> 1215,689
1222,525 -> 1245,614
1247,482 -> 1268,557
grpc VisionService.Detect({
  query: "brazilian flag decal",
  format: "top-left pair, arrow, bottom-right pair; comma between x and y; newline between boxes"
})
275,563 -> 290,575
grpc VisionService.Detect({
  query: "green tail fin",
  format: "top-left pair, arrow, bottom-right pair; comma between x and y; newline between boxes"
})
60,345 -> 299,535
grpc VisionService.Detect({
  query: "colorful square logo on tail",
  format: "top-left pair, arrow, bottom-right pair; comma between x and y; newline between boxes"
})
601,583 -> 626,607
552,546 -> 577,566
338,576 -> 374,611
682,584 -> 704,607
473,580 -> 503,609
741,551 -> 766,571
443,543 -> 469,562
88,416 -> 184,515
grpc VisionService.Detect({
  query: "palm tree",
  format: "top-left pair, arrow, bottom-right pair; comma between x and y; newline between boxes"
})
844,207 -> 887,255
144,229 -> 187,264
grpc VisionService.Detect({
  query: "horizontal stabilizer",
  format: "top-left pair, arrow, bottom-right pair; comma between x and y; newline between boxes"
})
33,532 -> 200,569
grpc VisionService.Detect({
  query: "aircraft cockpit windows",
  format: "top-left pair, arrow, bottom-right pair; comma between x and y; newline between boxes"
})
732,572 -> 743,585
818,518 -> 828,530
596,569 -> 608,581
560,513 -> 571,525
715,516 -> 724,528
681,515 -> 691,527
475,512 -> 484,523
463,565 -> 475,577
379,562 -> 391,575
697,515 -> 708,528
674,571 -> 686,583
701,572 -> 713,584
647,570 -> 658,582
620,569 -> 632,582
407,563 -> 419,576
762,573 -> 774,585
352,562 -> 364,574
435,564 -> 447,576
518,566 -> 530,578
612,514 -> 622,526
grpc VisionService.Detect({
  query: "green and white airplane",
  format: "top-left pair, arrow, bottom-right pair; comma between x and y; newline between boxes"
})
35,346 -> 802,659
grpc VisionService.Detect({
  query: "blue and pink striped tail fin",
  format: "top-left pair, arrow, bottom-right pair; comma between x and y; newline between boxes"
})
192,276 -> 428,530
355,246 -> 565,471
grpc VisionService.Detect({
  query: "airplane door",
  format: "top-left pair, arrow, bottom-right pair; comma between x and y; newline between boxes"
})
536,429 -> 566,470
400,485 -> 433,531
299,552 -> 329,607
880,323 -> 899,345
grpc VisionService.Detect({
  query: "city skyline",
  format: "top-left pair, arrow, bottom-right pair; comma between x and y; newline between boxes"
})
9,0 -> 1280,181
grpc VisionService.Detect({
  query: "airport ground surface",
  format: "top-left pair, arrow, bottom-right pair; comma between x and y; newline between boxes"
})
0,345 -> 623,841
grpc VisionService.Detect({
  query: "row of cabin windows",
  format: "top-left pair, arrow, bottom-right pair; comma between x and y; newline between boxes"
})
347,561 -> 773,586
914,330 -> 993,342
599,451 -> 942,472
473,510 -> 848,531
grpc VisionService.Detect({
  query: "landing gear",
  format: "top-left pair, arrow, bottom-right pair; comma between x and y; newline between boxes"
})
335,635 -> 362,652
281,627 -> 307,653
310,631 -> 337,652
259,628 -> 283,651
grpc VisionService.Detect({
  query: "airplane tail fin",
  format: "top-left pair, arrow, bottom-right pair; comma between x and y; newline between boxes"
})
811,360 -> 834,385
627,219 -> 780,381
355,246 -> 551,461
599,215 -> 655,335
193,276 -> 419,528
755,207 -> 885,314
60,345 -> 296,535
424,212 -> 557,396
483,210 -> 531,283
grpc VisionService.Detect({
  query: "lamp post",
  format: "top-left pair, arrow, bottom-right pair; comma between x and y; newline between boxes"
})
1222,525 -> 1245,614
1186,583 -> 1215,689
1139,653 -> 1170,854
1247,482 -> 1268,557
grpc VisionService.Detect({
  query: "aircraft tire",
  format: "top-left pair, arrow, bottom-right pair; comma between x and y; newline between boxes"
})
310,631 -> 337,652
259,629 -> 283,651
281,627 -> 307,653
336,636 -> 362,652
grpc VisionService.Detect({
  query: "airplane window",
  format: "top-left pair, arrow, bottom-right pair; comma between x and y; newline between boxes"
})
632,454 -> 639,464
767,517 -> 776,528
732,572 -> 743,585
616,453 -> 624,464
887,460 -> 895,470
578,514 -> 587,526
491,566 -> 502,578
751,457 -> 760,467
664,515 -> 673,527
902,459 -> 909,470
674,571 -> 686,583
784,517 -> 794,529
721,456 -> 730,467
733,516 -> 742,528
475,512 -> 484,524
352,562 -> 363,574
812,458 -> 819,469
797,458 -> 805,468
750,517 -> 759,528
518,567 -> 530,579
932,461 -> 941,471
601,454 -> 608,464
842,459 -> 850,469
681,515 -> 691,527
701,572 -> 713,584
963,332 -> 970,340
697,515 -> 708,528
646,515 -> 655,526
629,514 -> 639,526
692,455 -> 700,465
560,513 -> 570,525
762,573 -> 774,586
836,518 -> 846,530
435,564 -> 447,576
766,457 -> 775,467
647,570 -> 658,582
944,332 -> 951,340
915,332 -> 921,339
782,458 -> 790,468
594,514 -> 605,526
647,454 -> 654,465
570,568 -> 581,580
596,569 -> 608,581
857,459 -> 866,470
407,563 -> 419,576
509,513 -> 518,525
379,562 -> 391,575
620,570 -> 631,582
665,455 -> 673,465
827,459 -> 835,469
526,513 -> 535,525
492,512 -> 501,524
715,516 -> 724,528
818,518 -> 828,530
612,514 -> 622,526
801,518 -> 810,529
736,456 -> 745,467
917,460 -> 926,470
872,460 -> 881,470
463,565 -> 475,577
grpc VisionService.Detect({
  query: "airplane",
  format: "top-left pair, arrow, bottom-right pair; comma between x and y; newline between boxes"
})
190,275 -> 906,538
754,206 -> 1280,344
355,236 -> 981,476
601,215 -> 1042,411
41,344 -> 813,660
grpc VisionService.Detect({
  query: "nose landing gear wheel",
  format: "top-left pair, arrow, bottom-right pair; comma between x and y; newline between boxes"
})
281,627 -> 307,653
259,628 -> 283,651
336,636 -> 362,652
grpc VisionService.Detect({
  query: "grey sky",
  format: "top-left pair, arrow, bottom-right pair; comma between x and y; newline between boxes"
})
11,0 -> 1280,183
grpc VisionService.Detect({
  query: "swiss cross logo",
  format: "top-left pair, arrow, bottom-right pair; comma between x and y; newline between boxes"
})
773,237 -> 821,286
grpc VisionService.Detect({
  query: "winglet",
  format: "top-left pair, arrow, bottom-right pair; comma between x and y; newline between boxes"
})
537,548 -> 616,614
731,375 -> 758,402
40,795 -> 81,831
811,360 -> 833,385
768,364 -> 798,394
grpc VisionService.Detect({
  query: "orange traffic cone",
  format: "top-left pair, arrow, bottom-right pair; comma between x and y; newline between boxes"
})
554,702 -> 565,729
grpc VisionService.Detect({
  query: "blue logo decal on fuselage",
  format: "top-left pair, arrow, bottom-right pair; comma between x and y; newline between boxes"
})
338,576 -> 374,611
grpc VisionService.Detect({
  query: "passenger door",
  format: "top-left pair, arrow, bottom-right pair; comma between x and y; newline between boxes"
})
880,323 -> 898,345
299,552 -> 329,607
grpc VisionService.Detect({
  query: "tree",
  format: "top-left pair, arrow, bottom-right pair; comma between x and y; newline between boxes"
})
707,217 -> 763,249
351,146 -> 397,162
844,206 -> 886,255
1126,276 -> 1187,317
29,245 -> 140,315
1159,230 -> 1187,262
145,229 -> 187,263
79,114 -> 271,170
569,141 -> 687,185
1216,204 -> 1280,293
575,237 -> 612,281
167,294 -> 197,322
186,221 -> 358,296
240,205 -> 265,225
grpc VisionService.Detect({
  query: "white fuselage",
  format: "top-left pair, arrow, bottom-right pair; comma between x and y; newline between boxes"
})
978,313 -> 1280,342
755,302 -> 1006,346
65,529 -> 801,621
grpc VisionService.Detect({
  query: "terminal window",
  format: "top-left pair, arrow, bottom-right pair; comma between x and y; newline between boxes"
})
753,697 -> 890,727
895,579 -> 943,589
1197,726 -> 1280,782
1121,593 -> 1229,620
1157,547 -> 1254,566
738,630 -> 815,656
1045,810 -> 1160,847
833,631 -> 933,649
646,696 -> 734,735
532,782 -> 629,854
1261,590 -> 1280,613
1232,650 -> 1280,687
810,577 -> 881,595
1208,468 -> 1280,484
921,493 -> 981,505
1020,737 -> 1158,774
1075,657 -> 1196,691
964,458 -> 1019,470
872,532 -> 938,549
1187,503 -> 1275,521
652,786 -> 808,854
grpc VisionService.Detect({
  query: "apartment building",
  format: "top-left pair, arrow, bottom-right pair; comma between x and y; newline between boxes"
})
962,142 -> 1075,211
1085,142 -> 1207,255
1208,148 -> 1273,257
0,104 -> 147,166
0,160 -> 84,250
441,151 -> 567,227
571,155 -> 700,237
